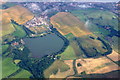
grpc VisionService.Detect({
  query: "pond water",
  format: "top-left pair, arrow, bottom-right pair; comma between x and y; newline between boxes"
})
23,33 -> 64,58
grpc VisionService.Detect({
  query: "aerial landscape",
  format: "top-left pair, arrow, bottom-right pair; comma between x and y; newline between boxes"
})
0,0 -> 120,79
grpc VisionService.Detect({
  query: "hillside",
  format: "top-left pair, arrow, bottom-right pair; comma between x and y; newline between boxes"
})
50,12 -> 92,37
0,5 -> 34,36
50,12 -> 108,58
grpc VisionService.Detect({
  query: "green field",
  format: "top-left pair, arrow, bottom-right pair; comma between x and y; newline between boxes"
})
0,58 -> 2,80
1,23 -> 15,37
58,45 -> 76,60
70,8 -> 119,53
2,44 -> 9,54
71,9 -> 118,31
2,57 -> 19,78
12,23 -> 26,38
64,33 -> 75,40
12,69 -> 32,78
58,33 -> 85,60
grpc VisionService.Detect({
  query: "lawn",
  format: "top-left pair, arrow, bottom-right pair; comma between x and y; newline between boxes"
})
12,69 -> 32,78
2,57 -> 19,78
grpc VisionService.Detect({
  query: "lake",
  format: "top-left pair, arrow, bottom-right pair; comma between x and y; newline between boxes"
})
23,33 -> 64,58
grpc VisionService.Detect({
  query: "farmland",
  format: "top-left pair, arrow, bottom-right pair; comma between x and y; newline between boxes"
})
50,12 -> 111,57
2,44 -> 9,53
11,69 -> 32,78
2,57 -> 19,78
11,22 -> 26,38
1,2 -> 119,79
50,12 -> 92,37
58,45 -> 76,60
70,9 -> 119,53
44,60 -> 70,78
0,5 -> 34,36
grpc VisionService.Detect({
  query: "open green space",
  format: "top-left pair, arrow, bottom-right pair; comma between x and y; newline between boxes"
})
2,44 -> 9,54
70,8 -> 119,53
71,9 -> 118,31
12,69 -> 32,78
58,33 -> 84,60
0,58 -> 2,80
12,23 -> 26,38
58,45 -> 76,60
2,22 -> 26,43
64,33 -> 75,40
1,23 -> 15,37
2,57 -> 19,78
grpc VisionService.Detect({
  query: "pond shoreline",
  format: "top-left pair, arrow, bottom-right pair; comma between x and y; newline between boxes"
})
23,26 -> 69,59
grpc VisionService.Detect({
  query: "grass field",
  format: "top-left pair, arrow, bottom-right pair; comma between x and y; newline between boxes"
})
0,5 -> 34,36
2,44 -> 9,54
64,33 -> 75,40
78,35 -> 108,57
59,33 -> 84,60
0,58 -> 2,80
11,69 -> 32,78
44,60 -> 70,78
70,9 -> 118,34
58,46 -> 76,60
2,57 -> 19,78
12,23 -> 26,38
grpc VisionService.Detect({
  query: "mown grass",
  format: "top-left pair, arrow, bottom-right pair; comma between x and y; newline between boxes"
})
2,57 -> 19,78
12,69 -> 32,78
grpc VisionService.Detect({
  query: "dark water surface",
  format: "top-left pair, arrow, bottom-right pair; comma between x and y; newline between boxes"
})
23,34 -> 64,58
